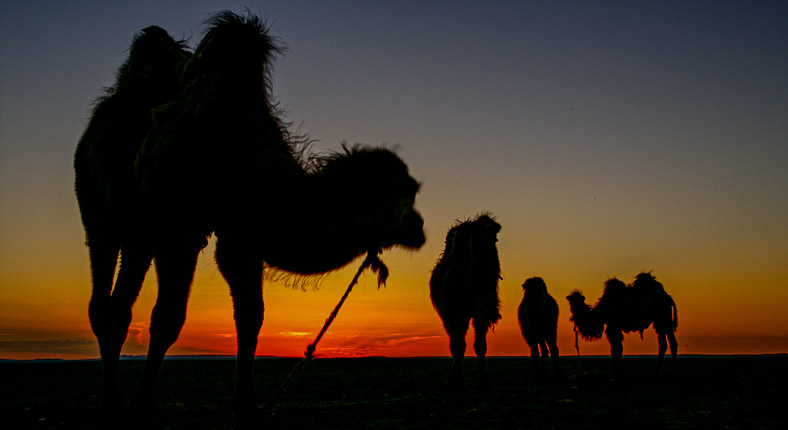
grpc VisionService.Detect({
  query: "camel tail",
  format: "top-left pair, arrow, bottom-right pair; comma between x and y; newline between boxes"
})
671,296 -> 678,332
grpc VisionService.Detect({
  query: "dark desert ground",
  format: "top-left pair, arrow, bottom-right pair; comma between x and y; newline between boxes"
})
2,355 -> 785,429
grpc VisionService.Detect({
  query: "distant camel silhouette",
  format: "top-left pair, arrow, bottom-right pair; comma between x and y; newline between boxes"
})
75,11 -> 425,412
566,272 -> 678,377
518,277 -> 561,381
430,214 -> 502,389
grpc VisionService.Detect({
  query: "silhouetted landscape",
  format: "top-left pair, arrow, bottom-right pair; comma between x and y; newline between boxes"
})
3,355 -> 784,429
2,5 -> 784,430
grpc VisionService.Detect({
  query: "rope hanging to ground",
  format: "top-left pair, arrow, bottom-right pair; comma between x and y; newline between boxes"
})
263,249 -> 388,410
572,320 -> 583,373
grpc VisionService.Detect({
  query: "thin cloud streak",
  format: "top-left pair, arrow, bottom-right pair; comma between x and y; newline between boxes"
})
321,332 -> 444,356
0,338 -> 96,355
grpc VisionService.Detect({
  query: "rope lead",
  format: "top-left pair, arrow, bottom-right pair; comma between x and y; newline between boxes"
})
264,249 -> 387,409
573,320 -> 583,373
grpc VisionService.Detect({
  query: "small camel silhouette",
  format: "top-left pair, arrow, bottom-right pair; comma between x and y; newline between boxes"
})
75,11 -> 425,412
518,277 -> 561,381
429,213 -> 502,389
566,272 -> 678,377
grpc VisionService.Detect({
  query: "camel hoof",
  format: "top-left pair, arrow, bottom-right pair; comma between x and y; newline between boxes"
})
234,386 -> 259,413
130,391 -> 156,415
448,377 -> 464,391
99,389 -> 124,413
234,405 -> 261,429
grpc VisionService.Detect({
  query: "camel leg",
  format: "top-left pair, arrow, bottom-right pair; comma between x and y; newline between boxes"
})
109,243 -> 153,366
667,330 -> 679,373
86,237 -> 120,409
527,340 -> 540,380
215,236 -> 264,411
668,330 -> 678,358
547,336 -> 562,381
539,340 -> 549,378
472,320 -> 489,388
657,329 -> 679,374
93,241 -> 151,411
446,321 -> 469,390
134,241 -> 200,409
657,332 -> 668,364
656,331 -> 671,377
606,328 -> 623,378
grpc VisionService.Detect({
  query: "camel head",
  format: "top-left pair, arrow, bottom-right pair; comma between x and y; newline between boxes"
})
447,213 -> 500,252
320,146 -> 425,252
566,290 -> 587,307
439,213 -> 501,286
115,25 -> 191,105
441,213 -> 500,271
566,289 -> 604,340
474,213 -> 502,245
522,276 -> 547,295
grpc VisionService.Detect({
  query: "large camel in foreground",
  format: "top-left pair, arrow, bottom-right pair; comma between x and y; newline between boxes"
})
75,12 -> 425,412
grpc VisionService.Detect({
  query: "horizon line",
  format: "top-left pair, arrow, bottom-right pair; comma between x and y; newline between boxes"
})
2,353 -> 786,363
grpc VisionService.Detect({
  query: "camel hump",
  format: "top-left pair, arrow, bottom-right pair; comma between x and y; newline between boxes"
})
602,277 -> 626,296
112,25 -> 190,100
631,272 -> 665,291
184,11 -> 283,86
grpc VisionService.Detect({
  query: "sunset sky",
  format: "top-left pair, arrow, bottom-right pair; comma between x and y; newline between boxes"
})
1,1 -> 786,360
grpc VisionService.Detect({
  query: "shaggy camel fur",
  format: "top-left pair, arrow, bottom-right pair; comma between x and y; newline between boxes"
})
430,214 -> 502,388
566,272 -> 678,377
518,277 -> 561,381
75,12 -> 425,412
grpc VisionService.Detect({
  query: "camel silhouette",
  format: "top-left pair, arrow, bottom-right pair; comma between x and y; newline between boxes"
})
74,25 -> 191,409
566,272 -> 678,377
518,277 -> 561,381
75,11 -> 425,412
429,214 -> 502,389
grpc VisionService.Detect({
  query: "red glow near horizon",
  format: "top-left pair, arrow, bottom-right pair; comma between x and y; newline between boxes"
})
2,326 -> 785,361
2,249 -> 787,361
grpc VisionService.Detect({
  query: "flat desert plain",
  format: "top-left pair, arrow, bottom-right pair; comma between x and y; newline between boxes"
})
2,355 -> 784,429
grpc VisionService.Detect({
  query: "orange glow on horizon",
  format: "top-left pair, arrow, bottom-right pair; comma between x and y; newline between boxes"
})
2,249 -> 787,361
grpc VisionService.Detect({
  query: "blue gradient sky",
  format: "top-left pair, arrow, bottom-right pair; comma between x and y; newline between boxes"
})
1,1 -> 787,358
